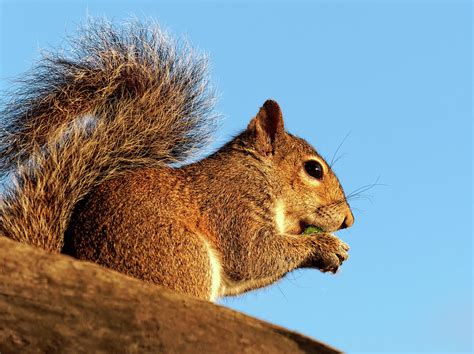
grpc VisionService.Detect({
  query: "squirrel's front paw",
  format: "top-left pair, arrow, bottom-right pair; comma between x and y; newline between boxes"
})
308,233 -> 349,273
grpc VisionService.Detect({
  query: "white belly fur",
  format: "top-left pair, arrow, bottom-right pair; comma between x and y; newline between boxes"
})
202,239 -> 222,302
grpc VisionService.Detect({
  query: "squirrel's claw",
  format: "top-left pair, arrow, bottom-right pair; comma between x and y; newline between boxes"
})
308,233 -> 350,273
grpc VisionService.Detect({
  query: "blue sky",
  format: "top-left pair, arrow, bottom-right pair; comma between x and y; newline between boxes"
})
1,1 -> 471,352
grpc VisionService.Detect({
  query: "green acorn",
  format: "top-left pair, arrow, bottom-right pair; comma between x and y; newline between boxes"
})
302,225 -> 324,235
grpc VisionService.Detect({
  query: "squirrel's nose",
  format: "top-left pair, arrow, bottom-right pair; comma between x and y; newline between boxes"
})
339,210 -> 354,229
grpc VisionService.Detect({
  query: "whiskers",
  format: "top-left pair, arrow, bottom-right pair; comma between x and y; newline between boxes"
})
345,176 -> 384,203
329,131 -> 351,168
327,132 -> 384,205
327,176 -> 385,215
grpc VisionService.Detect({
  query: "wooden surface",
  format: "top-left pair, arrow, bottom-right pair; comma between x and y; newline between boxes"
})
0,236 -> 340,354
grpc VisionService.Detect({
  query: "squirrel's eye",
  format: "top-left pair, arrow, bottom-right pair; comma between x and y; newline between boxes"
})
304,160 -> 324,180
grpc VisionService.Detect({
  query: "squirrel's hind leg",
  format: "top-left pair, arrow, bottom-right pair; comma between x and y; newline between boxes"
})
67,219 -> 215,301
143,224 -> 217,301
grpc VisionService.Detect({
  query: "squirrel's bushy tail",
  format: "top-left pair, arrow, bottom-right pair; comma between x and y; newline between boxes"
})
0,19 -> 217,251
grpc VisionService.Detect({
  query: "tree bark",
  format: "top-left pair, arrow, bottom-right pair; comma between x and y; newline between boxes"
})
0,237 -> 340,354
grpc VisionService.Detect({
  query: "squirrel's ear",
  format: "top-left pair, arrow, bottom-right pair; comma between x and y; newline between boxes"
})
247,100 -> 285,154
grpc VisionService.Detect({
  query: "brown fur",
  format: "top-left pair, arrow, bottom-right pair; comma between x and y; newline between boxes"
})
1,20 -> 354,302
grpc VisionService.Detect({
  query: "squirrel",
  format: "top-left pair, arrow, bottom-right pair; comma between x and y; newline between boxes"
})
0,19 -> 354,302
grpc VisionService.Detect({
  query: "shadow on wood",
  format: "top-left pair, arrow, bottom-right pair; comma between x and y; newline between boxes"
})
0,237 -> 340,354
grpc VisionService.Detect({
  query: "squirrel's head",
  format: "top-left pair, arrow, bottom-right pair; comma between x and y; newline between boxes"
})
242,100 -> 354,234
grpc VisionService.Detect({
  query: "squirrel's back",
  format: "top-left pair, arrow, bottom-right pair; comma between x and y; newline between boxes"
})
0,19 -> 217,251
